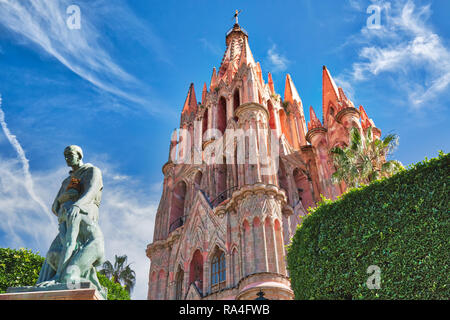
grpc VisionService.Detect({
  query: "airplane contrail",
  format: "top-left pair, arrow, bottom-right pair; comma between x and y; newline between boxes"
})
0,95 -> 54,223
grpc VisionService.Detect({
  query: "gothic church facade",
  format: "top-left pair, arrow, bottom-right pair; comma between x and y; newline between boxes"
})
146,21 -> 381,300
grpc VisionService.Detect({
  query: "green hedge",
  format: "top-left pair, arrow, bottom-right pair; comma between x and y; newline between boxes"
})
287,152 -> 449,299
97,273 -> 130,300
0,248 -> 45,293
0,248 -> 130,300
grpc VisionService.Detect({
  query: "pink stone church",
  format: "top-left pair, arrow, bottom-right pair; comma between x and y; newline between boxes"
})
146,20 -> 381,300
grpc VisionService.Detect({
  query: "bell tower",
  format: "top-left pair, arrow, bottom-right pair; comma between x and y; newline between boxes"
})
146,12 -> 382,300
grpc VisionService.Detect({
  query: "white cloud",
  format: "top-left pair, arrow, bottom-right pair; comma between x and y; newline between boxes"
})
267,44 -> 289,72
0,96 -> 53,222
0,156 -> 64,250
334,75 -> 356,102
0,0 -> 168,113
199,38 -> 222,57
339,0 -> 450,109
348,0 -> 363,11
98,166 -> 158,300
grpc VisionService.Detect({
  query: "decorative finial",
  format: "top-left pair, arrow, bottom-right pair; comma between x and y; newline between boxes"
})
255,289 -> 268,300
234,9 -> 242,25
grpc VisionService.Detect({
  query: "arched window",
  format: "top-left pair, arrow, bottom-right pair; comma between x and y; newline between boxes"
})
202,108 -> 209,138
194,171 -> 203,190
217,157 -> 227,202
233,89 -> 240,118
278,161 -> 290,205
189,250 -> 203,292
293,168 -> 313,210
217,97 -> 227,134
175,266 -> 184,300
211,249 -> 226,291
169,181 -> 187,233
231,248 -> 238,286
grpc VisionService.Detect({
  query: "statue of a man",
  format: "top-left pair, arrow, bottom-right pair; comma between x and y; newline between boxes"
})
36,145 -> 105,296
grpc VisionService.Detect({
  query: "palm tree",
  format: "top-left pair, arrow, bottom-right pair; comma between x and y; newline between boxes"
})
99,255 -> 136,294
330,126 -> 403,188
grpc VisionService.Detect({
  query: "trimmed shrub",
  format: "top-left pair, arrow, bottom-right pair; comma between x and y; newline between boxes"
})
287,152 -> 449,299
0,248 -> 44,293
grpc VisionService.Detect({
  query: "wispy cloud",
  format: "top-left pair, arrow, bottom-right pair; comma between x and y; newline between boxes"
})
93,158 -> 158,300
267,44 -> 290,72
333,75 -> 356,102
340,0 -> 450,109
0,96 -> 53,223
0,155 -> 64,250
0,0 -> 169,113
348,0 -> 363,11
199,38 -> 222,57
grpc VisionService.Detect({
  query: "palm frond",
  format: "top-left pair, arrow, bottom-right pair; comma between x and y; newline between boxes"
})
330,125 -> 402,188
349,127 -> 362,152
100,255 -> 136,294
381,160 -> 404,175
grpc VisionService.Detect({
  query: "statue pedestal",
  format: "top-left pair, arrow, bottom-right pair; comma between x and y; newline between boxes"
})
0,282 -> 105,300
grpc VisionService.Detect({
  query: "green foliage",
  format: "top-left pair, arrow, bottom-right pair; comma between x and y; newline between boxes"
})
287,152 -> 450,300
330,127 -> 404,188
99,254 -> 136,294
97,273 -> 130,300
282,101 -> 291,114
0,248 -> 44,293
0,248 -> 130,300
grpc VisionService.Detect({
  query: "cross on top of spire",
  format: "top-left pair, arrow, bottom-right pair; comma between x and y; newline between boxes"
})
226,10 -> 248,44
234,10 -> 242,25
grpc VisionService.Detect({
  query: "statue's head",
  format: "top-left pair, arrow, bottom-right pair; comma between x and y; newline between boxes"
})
64,145 -> 83,168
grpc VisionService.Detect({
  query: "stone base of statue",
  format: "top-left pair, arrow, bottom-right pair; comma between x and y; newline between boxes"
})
0,282 -> 105,300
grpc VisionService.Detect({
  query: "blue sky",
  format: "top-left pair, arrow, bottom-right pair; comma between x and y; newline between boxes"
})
0,0 -> 449,299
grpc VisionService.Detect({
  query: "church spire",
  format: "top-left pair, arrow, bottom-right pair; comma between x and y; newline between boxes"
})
359,105 -> 376,129
217,12 -> 254,85
322,65 -> 340,101
307,105 -> 323,130
182,83 -> 197,115
284,74 -> 301,104
210,67 -> 218,90
201,83 -> 207,105
256,62 -> 263,86
267,72 -> 275,94
226,11 -> 248,46
322,65 -> 341,126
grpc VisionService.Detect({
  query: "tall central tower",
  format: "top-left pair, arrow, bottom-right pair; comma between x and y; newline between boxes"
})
146,18 -> 381,300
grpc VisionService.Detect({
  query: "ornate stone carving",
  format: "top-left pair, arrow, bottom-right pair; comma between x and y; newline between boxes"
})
235,102 -> 269,126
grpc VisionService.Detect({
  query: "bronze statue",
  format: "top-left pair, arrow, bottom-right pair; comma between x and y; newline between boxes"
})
36,145 -> 106,297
